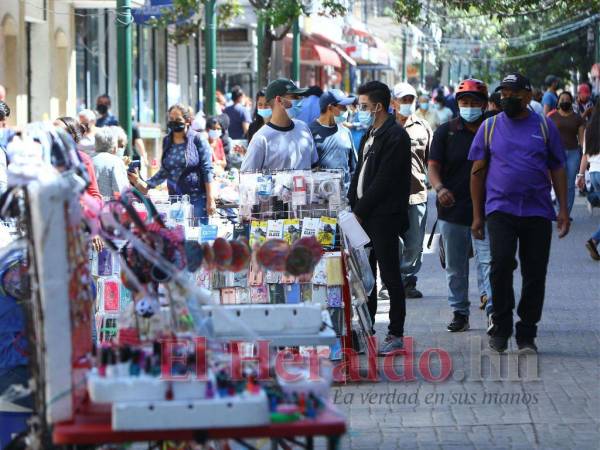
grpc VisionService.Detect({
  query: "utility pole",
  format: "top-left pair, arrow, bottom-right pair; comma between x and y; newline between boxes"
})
420,38 -> 425,88
257,14 -> 265,88
292,17 -> 300,83
401,28 -> 407,82
116,0 -> 132,155
205,0 -> 217,116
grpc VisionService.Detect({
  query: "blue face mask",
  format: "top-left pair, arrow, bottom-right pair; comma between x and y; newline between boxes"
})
334,111 -> 348,124
459,106 -> 483,123
399,103 -> 414,117
419,102 -> 429,111
257,108 -> 272,119
286,99 -> 303,119
357,110 -> 375,128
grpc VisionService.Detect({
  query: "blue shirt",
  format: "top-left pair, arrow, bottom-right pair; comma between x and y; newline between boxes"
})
468,111 -> 565,221
309,120 -> 357,186
541,91 -> 558,111
96,113 -> 119,128
223,103 -> 252,139
295,95 -> 321,125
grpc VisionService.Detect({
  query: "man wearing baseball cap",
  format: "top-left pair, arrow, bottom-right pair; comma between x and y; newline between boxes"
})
309,89 -> 357,189
575,83 -> 594,121
469,73 -> 569,353
387,82 -> 433,300
241,78 -> 318,172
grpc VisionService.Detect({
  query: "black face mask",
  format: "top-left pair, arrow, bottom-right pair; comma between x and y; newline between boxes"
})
501,97 -> 524,118
559,102 -> 572,112
168,121 -> 186,133
96,104 -> 109,115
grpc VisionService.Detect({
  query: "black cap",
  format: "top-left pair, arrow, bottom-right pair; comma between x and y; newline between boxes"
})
495,73 -> 532,92
265,78 -> 308,101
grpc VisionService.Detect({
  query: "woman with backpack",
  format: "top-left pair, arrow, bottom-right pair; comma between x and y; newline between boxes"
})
128,103 -> 215,224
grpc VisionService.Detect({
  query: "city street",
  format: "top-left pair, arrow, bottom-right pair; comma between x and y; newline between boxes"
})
330,194 -> 600,450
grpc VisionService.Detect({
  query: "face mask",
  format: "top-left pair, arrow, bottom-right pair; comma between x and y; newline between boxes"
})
208,129 -> 222,139
559,102 -> 572,112
357,110 -> 375,128
96,104 -> 108,115
399,103 -> 414,117
419,102 -> 429,111
116,146 -> 125,157
285,99 -> 303,119
459,106 -> 483,123
257,108 -> 272,119
501,97 -> 524,118
334,111 -> 348,124
168,121 -> 186,133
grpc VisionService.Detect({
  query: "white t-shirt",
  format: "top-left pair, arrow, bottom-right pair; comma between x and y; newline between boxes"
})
588,154 -> 600,173
241,119 -> 318,172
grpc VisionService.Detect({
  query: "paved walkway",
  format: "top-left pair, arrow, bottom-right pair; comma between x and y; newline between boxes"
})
328,195 -> 600,449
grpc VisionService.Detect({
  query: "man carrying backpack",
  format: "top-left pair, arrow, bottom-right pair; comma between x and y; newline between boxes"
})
469,73 -> 569,354
428,79 -> 494,333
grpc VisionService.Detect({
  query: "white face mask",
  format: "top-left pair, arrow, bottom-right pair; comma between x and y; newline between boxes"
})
208,129 -> 222,140
116,146 -> 125,157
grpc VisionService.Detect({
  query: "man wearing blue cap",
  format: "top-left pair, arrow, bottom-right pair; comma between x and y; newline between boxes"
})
309,89 -> 358,189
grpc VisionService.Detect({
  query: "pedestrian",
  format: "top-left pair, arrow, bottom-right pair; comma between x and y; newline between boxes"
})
0,101 -> 10,195
574,83 -> 594,122
548,91 -> 585,216
542,75 -> 560,115
95,94 -> 119,128
445,85 -> 459,117
415,93 -> 439,130
309,88 -> 357,189
110,125 -> 128,157
577,105 -> 600,260
347,81 -> 412,355
470,73 -> 569,353
529,88 -> 543,115
428,79 -> 493,332
206,116 -> 227,174
296,86 -> 323,125
488,92 -> 503,114
390,82 -> 432,299
92,127 -> 129,198
215,91 -> 227,115
78,109 -> 98,156
128,104 -> 216,224
131,118 -> 149,177
434,94 -> 454,126
54,116 -> 103,204
240,78 -> 317,172
223,88 -> 252,139
247,89 -> 270,143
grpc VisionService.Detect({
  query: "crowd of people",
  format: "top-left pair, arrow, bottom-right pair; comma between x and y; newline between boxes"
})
0,69 -> 598,356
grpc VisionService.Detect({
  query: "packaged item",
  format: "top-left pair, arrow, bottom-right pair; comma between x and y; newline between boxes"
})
249,220 -> 268,248
338,210 -> 370,248
285,284 -> 301,304
221,288 -> 236,305
268,284 -> 286,304
266,219 -> 284,240
317,217 -> 337,247
291,175 -> 307,206
250,285 -> 269,304
199,224 -> 219,243
326,286 -> 343,308
300,284 -> 313,302
311,257 -> 328,285
300,218 -> 319,238
283,219 -> 301,244
311,285 -> 328,306
325,253 -> 344,286
235,288 -> 250,304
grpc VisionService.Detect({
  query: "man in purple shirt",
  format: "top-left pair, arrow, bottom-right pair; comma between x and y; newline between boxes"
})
469,73 -> 570,354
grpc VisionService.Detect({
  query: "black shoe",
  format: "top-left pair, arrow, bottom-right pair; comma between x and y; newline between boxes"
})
405,286 -> 423,299
586,239 -> 600,261
489,335 -> 508,353
516,338 -> 538,354
447,312 -> 469,332
479,294 -> 488,310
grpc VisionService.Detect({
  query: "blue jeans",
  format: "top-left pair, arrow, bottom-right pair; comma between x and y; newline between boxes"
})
399,202 -> 427,287
439,220 -> 492,317
473,228 -> 493,315
589,172 -> 600,242
565,148 -> 582,214
191,194 -> 208,225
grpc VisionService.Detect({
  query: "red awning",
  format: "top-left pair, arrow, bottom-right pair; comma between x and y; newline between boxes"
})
312,44 -> 342,68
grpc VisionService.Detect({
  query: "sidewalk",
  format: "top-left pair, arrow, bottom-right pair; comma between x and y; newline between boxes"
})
331,194 -> 600,449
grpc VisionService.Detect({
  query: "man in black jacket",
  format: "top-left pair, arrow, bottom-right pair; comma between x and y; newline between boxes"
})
348,81 -> 412,355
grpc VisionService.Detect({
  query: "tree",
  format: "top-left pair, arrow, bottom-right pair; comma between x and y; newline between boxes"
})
150,0 -> 347,86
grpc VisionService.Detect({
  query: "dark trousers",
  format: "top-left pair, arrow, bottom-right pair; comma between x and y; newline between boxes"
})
487,211 -> 552,339
365,216 -> 406,337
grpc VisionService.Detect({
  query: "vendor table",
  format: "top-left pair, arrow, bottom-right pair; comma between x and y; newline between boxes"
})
52,405 -> 346,450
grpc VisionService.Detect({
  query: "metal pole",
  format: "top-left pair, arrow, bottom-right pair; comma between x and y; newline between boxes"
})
292,17 -> 300,83
257,14 -> 265,88
420,39 -> 425,88
116,0 -> 133,156
401,28 -> 407,82
205,0 -> 217,116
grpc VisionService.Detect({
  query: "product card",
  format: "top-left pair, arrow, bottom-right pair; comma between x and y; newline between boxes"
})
249,220 -> 268,247
266,219 -> 284,240
317,217 -> 337,248
199,224 -> 219,243
283,219 -> 301,244
285,284 -> 301,304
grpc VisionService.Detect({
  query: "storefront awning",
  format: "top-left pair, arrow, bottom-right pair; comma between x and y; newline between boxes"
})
312,44 -> 342,68
333,45 -> 357,67
357,64 -> 393,71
